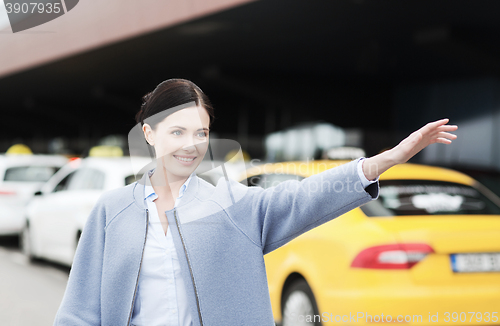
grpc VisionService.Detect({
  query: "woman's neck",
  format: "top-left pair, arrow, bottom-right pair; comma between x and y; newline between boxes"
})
149,160 -> 189,202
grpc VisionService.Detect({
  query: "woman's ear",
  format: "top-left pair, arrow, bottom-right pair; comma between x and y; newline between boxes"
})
142,123 -> 155,146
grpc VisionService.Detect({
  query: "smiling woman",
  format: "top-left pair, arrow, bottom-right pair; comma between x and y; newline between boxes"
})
53,78 -> 457,326
141,105 -> 211,182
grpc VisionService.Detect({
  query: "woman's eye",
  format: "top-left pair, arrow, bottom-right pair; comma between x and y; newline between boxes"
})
172,130 -> 182,136
197,132 -> 207,138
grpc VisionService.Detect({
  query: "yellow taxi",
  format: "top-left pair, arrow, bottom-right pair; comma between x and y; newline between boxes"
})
242,160 -> 500,326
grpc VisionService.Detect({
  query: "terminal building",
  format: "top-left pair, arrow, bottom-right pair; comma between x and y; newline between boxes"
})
1,0 -> 499,177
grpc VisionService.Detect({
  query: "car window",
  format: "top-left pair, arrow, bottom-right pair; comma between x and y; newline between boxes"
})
53,171 -> 75,192
360,180 -> 500,216
67,168 -> 105,190
125,173 -> 143,185
244,174 -> 263,187
4,166 -> 59,182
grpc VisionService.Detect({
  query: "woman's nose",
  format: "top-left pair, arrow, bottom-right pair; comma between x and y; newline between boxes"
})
183,136 -> 206,151
182,135 -> 199,150
182,137 -> 195,149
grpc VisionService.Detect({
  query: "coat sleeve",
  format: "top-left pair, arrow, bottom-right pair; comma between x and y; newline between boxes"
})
228,158 -> 379,255
53,195 -> 107,325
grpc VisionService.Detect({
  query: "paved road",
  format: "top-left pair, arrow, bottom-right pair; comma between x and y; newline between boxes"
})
0,236 -> 68,326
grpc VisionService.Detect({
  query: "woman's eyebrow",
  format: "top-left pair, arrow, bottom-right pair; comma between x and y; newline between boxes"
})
169,126 -> 209,131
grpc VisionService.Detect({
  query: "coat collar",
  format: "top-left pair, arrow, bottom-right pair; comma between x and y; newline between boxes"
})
143,168 -> 194,200
133,169 -> 199,210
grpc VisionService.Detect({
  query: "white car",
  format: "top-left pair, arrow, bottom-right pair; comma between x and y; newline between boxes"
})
22,156 -> 151,266
0,154 -> 68,236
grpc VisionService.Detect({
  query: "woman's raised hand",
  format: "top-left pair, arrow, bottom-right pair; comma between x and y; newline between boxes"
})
362,118 -> 458,181
391,118 -> 458,165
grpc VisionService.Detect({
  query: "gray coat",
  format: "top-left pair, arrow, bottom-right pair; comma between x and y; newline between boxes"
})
53,158 -> 379,326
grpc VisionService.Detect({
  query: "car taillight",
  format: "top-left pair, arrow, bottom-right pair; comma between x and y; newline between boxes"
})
69,157 -> 81,168
351,243 -> 434,269
0,190 -> 16,195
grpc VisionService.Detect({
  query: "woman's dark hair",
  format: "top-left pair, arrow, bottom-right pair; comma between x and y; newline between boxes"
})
135,78 -> 215,129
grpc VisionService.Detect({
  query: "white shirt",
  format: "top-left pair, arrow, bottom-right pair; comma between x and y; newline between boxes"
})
130,169 -> 195,326
130,160 -> 375,326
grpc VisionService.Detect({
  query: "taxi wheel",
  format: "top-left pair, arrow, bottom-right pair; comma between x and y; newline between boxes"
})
20,224 -> 35,262
281,279 -> 321,326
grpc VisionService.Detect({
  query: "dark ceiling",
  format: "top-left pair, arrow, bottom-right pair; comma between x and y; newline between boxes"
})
1,0 -> 500,155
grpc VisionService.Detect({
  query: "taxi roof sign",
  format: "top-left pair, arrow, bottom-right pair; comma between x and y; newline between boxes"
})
225,149 -> 251,163
6,144 -> 32,155
324,146 -> 366,160
89,145 -> 123,157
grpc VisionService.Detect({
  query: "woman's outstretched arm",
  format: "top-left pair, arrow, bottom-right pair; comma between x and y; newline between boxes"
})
362,118 -> 458,181
228,118 -> 457,255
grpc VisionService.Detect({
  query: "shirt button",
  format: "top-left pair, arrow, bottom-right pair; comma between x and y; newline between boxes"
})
169,279 -> 173,284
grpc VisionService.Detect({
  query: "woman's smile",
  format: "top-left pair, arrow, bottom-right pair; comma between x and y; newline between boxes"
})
173,154 -> 197,165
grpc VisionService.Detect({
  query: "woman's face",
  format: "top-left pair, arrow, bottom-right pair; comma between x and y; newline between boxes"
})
143,105 -> 210,180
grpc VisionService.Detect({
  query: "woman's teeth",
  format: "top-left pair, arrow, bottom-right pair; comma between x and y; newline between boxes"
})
175,156 -> 195,162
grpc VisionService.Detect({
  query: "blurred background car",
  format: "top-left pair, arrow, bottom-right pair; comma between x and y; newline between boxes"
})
242,160 -> 500,326
0,144 -> 68,237
21,146 -> 150,266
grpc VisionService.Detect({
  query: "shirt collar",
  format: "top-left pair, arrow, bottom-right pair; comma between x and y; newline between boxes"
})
144,168 -> 195,201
